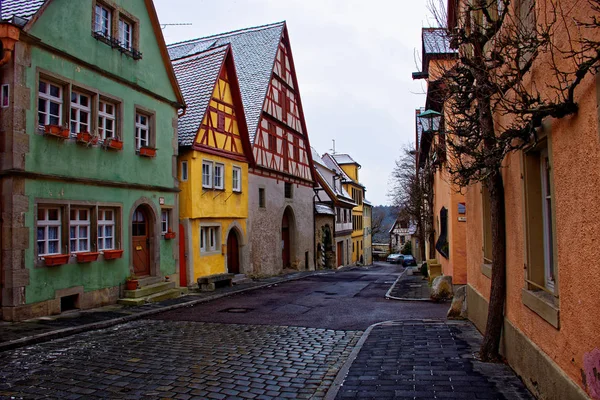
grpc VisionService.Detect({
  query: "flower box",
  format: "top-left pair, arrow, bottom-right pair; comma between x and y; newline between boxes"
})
139,146 -> 157,157
103,249 -> 124,260
76,132 -> 99,146
164,231 -> 176,240
105,138 -> 123,151
75,251 -> 99,263
44,125 -> 70,139
43,254 -> 70,266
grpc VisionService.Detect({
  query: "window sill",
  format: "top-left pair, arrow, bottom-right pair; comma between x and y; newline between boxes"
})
92,31 -> 142,59
521,288 -> 560,329
200,250 -> 220,256
480,263 -> 492,279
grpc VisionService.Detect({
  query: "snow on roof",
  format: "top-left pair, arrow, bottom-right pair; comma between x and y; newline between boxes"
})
315,203 -> 335,215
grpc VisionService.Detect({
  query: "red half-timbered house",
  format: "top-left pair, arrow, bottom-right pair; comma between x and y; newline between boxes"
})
169,22 -> 315,275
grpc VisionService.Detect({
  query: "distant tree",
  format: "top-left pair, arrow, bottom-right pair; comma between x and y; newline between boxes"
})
401,241 -> 412,256
370,207 -> 386,238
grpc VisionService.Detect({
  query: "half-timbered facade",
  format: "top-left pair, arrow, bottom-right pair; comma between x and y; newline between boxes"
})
168,22 -> 315,275
172,44 -> 252,284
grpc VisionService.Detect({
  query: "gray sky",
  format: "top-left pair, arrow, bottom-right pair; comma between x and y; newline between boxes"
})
154,0 -> 432,206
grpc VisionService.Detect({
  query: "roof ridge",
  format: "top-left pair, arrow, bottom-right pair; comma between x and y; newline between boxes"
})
171,43 -> 229,63
167,21 -> 285,49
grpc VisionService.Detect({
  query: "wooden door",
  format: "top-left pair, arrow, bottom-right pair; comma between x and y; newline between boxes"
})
179,223 -> 187,286
132,207 -> 150,277
337,241 -> 343,267
282,213 -> 290,268
227,231 -> 240,274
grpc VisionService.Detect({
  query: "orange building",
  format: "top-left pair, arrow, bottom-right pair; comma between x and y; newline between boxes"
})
445,1 -> 600,399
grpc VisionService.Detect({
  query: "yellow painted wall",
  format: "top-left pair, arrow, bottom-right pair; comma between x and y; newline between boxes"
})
340,164 -> 359,182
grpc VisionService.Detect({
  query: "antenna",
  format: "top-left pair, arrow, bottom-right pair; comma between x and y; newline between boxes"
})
330,139 -> 336,154
160,23 -> 193,30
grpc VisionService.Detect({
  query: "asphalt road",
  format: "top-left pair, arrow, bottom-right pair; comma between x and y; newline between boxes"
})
151,263 -> 448,330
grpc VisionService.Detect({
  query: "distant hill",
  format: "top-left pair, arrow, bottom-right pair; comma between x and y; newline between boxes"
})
372,205 -> 398,244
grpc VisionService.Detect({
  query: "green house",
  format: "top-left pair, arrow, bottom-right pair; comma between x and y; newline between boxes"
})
0,0 -> 185,321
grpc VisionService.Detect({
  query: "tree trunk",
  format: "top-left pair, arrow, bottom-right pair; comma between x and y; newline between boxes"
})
480,168 -> 507,361
428,230 -> 436,259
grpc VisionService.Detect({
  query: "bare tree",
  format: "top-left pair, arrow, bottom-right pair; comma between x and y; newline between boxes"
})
426,0 -> 600,360
370,207 -> 387,238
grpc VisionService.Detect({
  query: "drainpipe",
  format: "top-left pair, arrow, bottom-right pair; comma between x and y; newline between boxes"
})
312,192 -> 317,270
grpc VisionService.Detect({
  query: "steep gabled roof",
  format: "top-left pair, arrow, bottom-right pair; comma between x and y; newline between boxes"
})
1,0 -> 46,25
172,45 -> 229,146
321,153 -> 365,188
168,22 -> 285,143
331,153 -> 361,167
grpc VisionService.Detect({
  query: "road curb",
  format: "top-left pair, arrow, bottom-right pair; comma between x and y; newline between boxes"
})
0,272 -> 324,353
385,269 -> 432,302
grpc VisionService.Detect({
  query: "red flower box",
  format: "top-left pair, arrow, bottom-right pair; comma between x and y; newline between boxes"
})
43,254 -> 70,266
44,125 -> 69,139
103,249 -> 124,260
105,138 -> 123,150
76,132 -> 99,145
75,251 -> 99,263
164,231 -> 176,240
139,147 -> 157,157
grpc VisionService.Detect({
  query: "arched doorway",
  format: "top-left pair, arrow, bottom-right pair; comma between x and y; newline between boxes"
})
227,230 -> 240,274
281,207 -> 294,268
132,206 -> 151,277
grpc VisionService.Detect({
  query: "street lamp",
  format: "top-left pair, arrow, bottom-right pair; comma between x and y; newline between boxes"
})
417,109 -> 442,133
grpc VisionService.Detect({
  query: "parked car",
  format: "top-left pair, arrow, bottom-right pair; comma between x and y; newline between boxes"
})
387,254 -> 404,264
402,255 -> 417,267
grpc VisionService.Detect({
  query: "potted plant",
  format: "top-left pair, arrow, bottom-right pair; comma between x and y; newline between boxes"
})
104,137 -> 123,150
103,249 -> 124,260
76,131 -> 99,146
125,275 -> 139,291
75,251 -> 99,263
139,146 -> 157,157
43,254 -> 70,266
44,124 -> 70,139
164,229 -> 176,240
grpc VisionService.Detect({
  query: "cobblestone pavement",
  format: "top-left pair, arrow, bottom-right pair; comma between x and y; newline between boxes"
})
0,319 -> 362,399
387,270 -> 432,301
334,320 -> 533,400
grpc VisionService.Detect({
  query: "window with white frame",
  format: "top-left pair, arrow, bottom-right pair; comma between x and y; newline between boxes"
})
98,100 -> 116,140
97,209 -> 114,251
214,163 -> 224,190
135,112 -> 150,150
94,4 -> 112,38
70,91 -> 91,134
118,18 -> 132,50
161,210 -> 169,234
37,207 -> 61,256
232,166 -> 241,192
202,161 -> 213,189
38,80 -> 63,127
70,208 -> 91,253
180,161 -> 188,182
200,226 -> 220,253
540,148 -> 555,291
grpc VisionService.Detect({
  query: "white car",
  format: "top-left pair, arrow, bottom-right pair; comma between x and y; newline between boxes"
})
387,254 -> 404,264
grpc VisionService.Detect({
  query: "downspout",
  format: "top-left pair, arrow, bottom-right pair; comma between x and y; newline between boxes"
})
313,192 -> 317,270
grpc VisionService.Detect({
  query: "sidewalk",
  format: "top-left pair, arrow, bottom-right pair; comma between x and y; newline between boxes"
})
386,268 -> 432,301
328,320 -> 533,400
0,269 -> 334,352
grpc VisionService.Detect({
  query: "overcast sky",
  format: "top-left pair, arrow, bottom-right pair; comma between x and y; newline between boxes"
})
154,0 -> 435,206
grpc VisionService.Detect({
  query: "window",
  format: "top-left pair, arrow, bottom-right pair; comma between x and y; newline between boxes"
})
94,4 -> 112,38
200,226 -> 220,253
37,207 -> 61,256
98,209 -> 114,251
214,163 -> 224,189
98,100 -> 116,140
181,161 -> 188,182
293,137 -> 300,161
135,112 -> 150,150
285,182 -> 293,199
202,161 -> 213,189
118,18 -> 132,50
70,91 -> 91,134
268,130 -> 277,151
70,208 -> 90,253
482,184 -> 493,264
161,210 -> 169,234
1,84 -> 9,108
232,166 -> 241,192
259,188 -> 265,208
38,80 -> 63,127
217,110 -> 226,132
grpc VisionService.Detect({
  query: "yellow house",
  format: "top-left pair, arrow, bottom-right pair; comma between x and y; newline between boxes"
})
171,44 -> 253,285
322,154 -> 367,264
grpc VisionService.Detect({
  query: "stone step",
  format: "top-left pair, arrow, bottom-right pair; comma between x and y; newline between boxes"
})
117,297 -> 146,306
124,281 -> 176,298
232,274 -> 252,285
147,288 -> 186,303
137,276 -> 164,287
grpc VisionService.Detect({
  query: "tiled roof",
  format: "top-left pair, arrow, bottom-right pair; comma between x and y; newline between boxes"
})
172,45 -> 228,146
315,203 -> 335,216
168,22 -> 285,143
422,28 -> 455,56
1,0 -> 46,25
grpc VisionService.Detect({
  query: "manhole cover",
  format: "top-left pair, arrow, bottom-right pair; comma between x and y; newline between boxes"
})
220,307 -> 253,313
